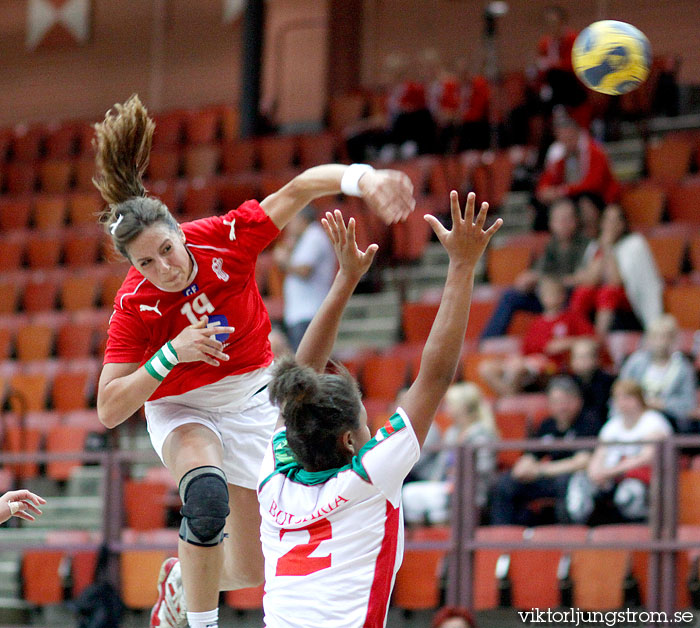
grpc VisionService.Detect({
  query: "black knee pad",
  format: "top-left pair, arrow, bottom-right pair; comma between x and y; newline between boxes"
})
178,466 -> 230,547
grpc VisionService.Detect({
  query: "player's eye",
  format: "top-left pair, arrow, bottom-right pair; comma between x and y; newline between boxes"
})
163,244 -> 172,254
140,259 -> 151,268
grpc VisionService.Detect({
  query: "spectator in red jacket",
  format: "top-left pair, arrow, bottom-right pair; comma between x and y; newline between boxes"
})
536,108 -> 620,208
479,278 -> 595,396
456,58 -> 491,151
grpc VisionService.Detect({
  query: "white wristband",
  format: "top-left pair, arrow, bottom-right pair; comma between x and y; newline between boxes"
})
341,164 -> 374,197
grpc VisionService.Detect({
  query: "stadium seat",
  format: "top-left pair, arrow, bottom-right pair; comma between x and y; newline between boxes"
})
75,121 -> 96,156
45,123 -> 78,158
183,143 -> 221,178
0,197 -> 32,230
45,529 -> 98,597
16,324 -> 53,362
38,158 -> 74,193
101,272 -> 127,307
73,157 -> 96,191
181,180 -> 219,219
9,372 -> 49,412
68,191 -> 102,225
258,135 -> 297,171
123,480 -> 169,530
360,354 -> 409,401
676,525 -> 700,609
5,161 -> 37,194
218,179 -> 259,211
679,469 -> 700,525
64,228 -> 101,267
184,107 -> 220,144
646,233 -> 687,282
33,194 -> 68,230
667,177 -> 700,223
0,327 -> 12,361
3,425 -> 42,478
51,369 -> 93,411
224,585 -> 265,610
22,276 -> 60,311
219,105 -> 239,142
690,234 -> 700,274
402,302 -> 438,344
473,525 -> 526,610
26,230 -> 62,269
220,139 -> 257,174
493,411 -> 527,468
22,550 -> 64,605
487,244 -> 532,286
61,273 -> 100,311
0,278 -> 21,313
45,425 -> 88,481
0,233 -> 25,271
120,549 -> 169,609
12,125 -> 45,161
665,285 -> 700,330
646,135 -> 693,186
495,393 -> 549,427
151,111 -> 184,147
392,201 -> 433,262
620,181 -> 665,227
56,320 -> 95,358
297,132 -> 337,168
509,525 -> 589,609
147,148 -> 180,180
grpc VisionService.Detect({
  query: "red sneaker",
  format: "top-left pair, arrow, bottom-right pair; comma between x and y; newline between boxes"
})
150,557 -> 188,628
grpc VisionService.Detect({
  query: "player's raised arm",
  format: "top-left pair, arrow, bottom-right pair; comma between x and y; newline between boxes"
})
294,210 -> 378,373
400,192 -> 502,446
259,164 -> 415,229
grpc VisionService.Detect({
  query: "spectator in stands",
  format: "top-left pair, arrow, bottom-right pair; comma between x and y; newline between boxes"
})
456,58 -> 492,152
432,606 -> 479,628
426,53 -> 462,154
535,6 -> 585,111
273,206 -> 336,350
480,278 -> 595,396
489,376 -> 600,525
481,197 -> 590,339
569,338 -> 615,426
535,107 -> 620,230
568,204 -> 663,336
575,192 -> 605,240
567,379 -> 672,524
402,382 -> 498,523
0,490 -> 45,525
619,315 -> 697,433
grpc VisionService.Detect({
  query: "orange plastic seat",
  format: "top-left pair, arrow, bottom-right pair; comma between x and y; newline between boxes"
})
393,548 -> 444,610
45,124 -> 78,158
3,425 -> 42,478
184,108 -> 220,144
221,139 -> 257,174
646,136 -> 693,186
676,525 -> 700,609
120,549 -> 169,609
16,324 -> 54,362
33,195 -> 68,230
181,181 -> 219,219
0,233 -> 25,271
665,285 -> 700,330
402,302 -> 439,344
13,126 -> 45,161
361,354 -> 408,401
61,274 -> 100,311
0,327 -> 12,361
73,157 -> 96,191
0,197 -> 32,230
224,585 -> 265,610
218,179 -> 259,211
679,469 -> 700,525
56,321 -> 95,359
494,411 -> 527,468
691,234 -> 700,274
51,370 -> 93,412
487,244 -> 532,286
297,132 -> 338,168
0,279 -> 20,312
38,158 -> 74,193
101,272 -> 127,308
5,161 -> 37,194
392,202 -> 432,262
510,525 -> 589,609
183,143 -> 220,178
123,480 -> 169,530
258,135 -> 297,172
647,233 -> 686,282
64,229 -> 100,267
22,550 -> 64,605
23,277 -> 59,312
26,231 -> 62,269
620,182 -> 665,227
147,148 -> 180,181
45,425 -> 88,481
9,373 -> 49,412
667,177 -> 700,223
219,105 -> 239,142
152,111 -> 184,147
68,191 -> 102,225
473,525 -> 526,610
45,530 -> 97,597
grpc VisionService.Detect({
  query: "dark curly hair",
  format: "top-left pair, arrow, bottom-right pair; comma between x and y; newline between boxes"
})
269,356 -> 363,471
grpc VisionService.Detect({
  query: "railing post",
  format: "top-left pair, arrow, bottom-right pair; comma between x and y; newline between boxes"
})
660,438 -> 679,618
101,429 -> 126,587
459,443 -> 478,610
446,444 -> 465,607
647,438 -> 663,620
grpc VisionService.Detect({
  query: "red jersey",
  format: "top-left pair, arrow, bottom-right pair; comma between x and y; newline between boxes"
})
523,309 -> 594,367
104,200 -> 279,401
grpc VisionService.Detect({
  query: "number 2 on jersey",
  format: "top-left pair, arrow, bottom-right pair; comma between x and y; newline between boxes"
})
276,519 -> 332,576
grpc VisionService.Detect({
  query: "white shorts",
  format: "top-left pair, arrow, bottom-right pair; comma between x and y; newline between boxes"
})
144,367 -> 278,489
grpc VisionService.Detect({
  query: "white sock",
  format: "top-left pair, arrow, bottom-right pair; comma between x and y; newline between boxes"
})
187,608 -> 218,628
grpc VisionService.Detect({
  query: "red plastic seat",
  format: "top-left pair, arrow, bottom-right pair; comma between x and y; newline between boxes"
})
391,201 -> 432,262
473,525 -> 526,610
120,549 -> 169,609
16,324 -> 54,362
152,111 -> 184,147
181,180 -> 219,219
487,243 -> 532,286
183,143 -> 220,178
45,425 -> 88,481
123,480 -> 169,530
647,233 -> 687,282
297,132 -> 338,168
46,530 -> 97,597
221,139 -> 257,174
3,425 -> 42,478
5,161 -> 37,194
184,108 -> 220,145
620,181 -> 665,227
68,191 -> 102,225
22,550 -> 64,605
23,276 -> 60,312
51,369 -> 93,412
665,285 -> 700,330
38,158 -> 74,193
218,179 -> 259,211
493,411 -> 527,468
33,195 -> 68,230
56,321 -> 96,358
361,354 -> 408,401
26,230 -> 62,269
61,273 -> 101,311
73,157 -> 96,191
147,148 -> 180,181
258,135 -> 297,172
12,125 -> 45,161
45,123 -> 78,158
0,197 -> 32,230
64,228 -> 100,267
646,136 -> 693,186
667,177 -> 700,223
8,373 -> 49,413
219,106 -> 239,142
0,232 -> 25,271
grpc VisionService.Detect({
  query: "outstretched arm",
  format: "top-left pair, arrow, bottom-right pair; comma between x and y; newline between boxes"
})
401,192 -> 502,447
295,210 -> 378,372
260,164 -> 415,229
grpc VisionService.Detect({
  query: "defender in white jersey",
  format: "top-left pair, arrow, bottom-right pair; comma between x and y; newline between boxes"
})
259,193 -> 502,627
91,96 -> 414,628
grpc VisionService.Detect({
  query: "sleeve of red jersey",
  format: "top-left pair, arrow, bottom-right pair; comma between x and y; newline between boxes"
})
187,200 -> 280,264
103,306 -> 150,364
352,408 -> 420,507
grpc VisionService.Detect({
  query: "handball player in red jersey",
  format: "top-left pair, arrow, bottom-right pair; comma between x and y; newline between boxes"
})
92,95 -> 414,628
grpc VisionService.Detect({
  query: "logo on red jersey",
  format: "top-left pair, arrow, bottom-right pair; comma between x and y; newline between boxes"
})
139,300 -> 162,316
212,258 -> 230,282
223,218 -> 236,241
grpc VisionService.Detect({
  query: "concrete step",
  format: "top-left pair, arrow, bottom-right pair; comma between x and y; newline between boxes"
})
0,529 -> 47,546
30,496 -> 102,531
0,559 -> 20,597
336,317 -> 399,351
66,465 -> 104,498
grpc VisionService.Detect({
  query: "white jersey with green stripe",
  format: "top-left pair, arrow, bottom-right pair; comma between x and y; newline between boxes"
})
257,407 -> 420,628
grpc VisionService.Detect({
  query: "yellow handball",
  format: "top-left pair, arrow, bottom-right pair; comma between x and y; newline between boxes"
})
572,20 -> 652,96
